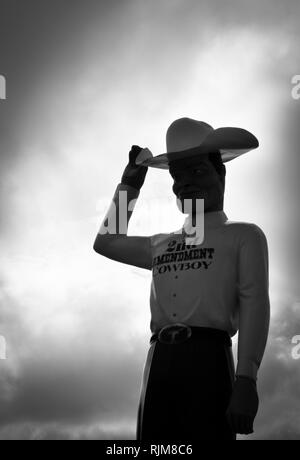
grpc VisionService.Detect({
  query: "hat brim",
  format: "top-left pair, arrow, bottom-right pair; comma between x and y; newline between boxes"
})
136,127 -> 259,169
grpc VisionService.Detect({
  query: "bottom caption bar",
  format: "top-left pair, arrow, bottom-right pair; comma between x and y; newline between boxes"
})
101,442 -> 194,457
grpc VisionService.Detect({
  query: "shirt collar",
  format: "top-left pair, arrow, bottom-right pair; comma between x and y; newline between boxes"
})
178,210 -> 228,245
184,210 -> 228,231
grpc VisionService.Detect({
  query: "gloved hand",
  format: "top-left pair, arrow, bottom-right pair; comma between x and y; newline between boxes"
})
226,375 -> 259,435
121,145 -> 148,190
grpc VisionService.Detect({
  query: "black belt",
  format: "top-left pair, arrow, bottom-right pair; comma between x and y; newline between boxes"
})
150,323 -> 232,347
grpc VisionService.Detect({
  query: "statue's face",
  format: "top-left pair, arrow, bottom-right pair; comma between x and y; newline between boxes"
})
169,153 -> 224,213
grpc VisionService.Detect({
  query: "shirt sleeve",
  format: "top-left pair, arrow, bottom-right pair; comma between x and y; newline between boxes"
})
236,224 -> 270,380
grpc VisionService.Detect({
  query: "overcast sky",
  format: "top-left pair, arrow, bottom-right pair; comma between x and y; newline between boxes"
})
0,0 -> 300,440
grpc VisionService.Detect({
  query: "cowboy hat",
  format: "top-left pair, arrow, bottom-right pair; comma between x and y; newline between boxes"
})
135,117 -> 259,169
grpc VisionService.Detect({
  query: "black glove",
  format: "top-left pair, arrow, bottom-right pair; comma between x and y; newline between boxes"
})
121,145 -> 148,190
226,375 -> 259,435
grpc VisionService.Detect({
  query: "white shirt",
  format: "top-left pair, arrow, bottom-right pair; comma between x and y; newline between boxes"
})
149,210 -> 270,379
97,184 -> 270,380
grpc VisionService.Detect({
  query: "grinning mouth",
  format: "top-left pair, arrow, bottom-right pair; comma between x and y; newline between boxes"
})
177,178 -> 219,198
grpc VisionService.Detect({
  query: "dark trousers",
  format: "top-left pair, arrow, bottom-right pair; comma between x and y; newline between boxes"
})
136,327 -> 236,441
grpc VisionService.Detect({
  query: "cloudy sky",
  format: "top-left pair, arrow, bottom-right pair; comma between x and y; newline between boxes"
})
0,0 -> 300,440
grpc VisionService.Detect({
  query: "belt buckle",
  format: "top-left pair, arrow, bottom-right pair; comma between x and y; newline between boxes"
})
158,323 -> 192,345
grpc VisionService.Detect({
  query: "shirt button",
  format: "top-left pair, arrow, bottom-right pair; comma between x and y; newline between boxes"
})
173,313 -> 177,317
175,275 -> 178,279
173,293 -> 176,297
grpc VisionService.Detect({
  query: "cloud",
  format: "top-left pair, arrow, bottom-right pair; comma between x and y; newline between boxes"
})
1,0 -> 300,440
0,420 -> 134,441
238,299 -> 300,440
0,278 -> 149,439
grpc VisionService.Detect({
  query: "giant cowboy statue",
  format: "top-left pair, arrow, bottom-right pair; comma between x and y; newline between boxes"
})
93,117 -> 270,440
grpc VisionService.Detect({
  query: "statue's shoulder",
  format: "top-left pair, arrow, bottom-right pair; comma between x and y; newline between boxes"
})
224,219 -> 267,242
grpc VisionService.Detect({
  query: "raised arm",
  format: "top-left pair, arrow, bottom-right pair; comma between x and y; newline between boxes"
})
93,146 -> 152,270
